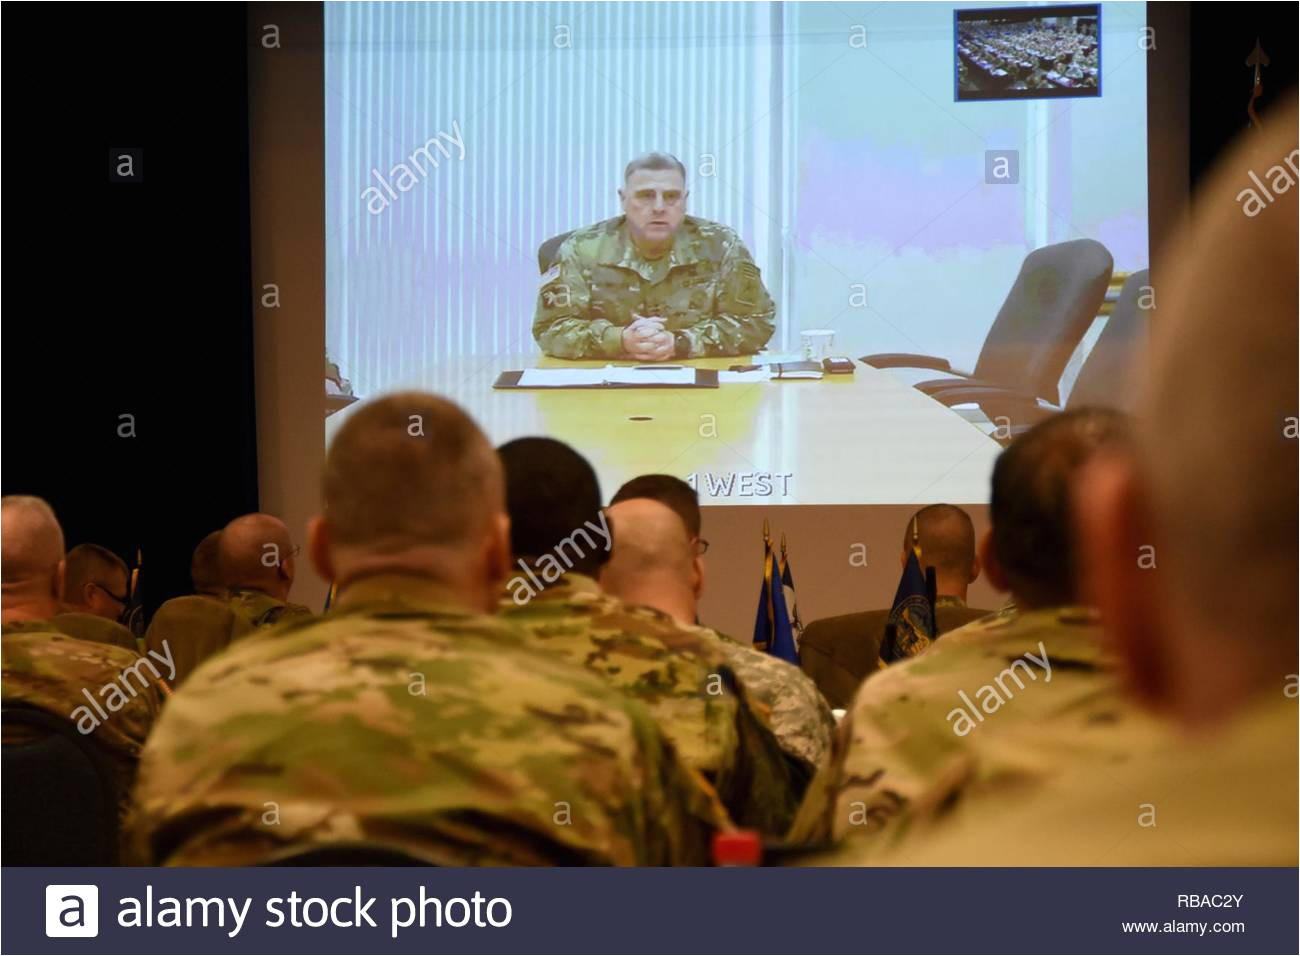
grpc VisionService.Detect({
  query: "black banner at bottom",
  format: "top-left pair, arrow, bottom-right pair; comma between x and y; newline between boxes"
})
6,866 -> 1297,954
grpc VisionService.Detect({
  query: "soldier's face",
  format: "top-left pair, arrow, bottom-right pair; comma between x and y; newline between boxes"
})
620,169 -> 687,250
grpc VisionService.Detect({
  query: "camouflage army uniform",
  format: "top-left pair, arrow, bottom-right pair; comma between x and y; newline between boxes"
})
704,626 -> 835,778
865,694 -> 1298,866
501,573 -> 800,836
533,215 -> 775,359
126,575 -> 719,867
787,607 -> 1169,855
2,623 -> 163,826
227,588 -> 313,630
50,611 -> 139,652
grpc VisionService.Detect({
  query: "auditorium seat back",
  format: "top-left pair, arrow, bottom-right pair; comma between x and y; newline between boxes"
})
2,704 -> 119,865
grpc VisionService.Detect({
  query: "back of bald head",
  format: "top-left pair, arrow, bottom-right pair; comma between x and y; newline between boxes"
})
323,392 -> 503,555
902,504 -> 976,580
191,530 -> 225,594
604,498 -> 696,582
1,495 -> 65,589
219,513 -> 293,590
1139,103 -> 1298,646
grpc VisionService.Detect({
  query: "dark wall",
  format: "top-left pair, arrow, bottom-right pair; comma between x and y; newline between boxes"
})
1,4 -> 259,618
1189,3 -> 1299,190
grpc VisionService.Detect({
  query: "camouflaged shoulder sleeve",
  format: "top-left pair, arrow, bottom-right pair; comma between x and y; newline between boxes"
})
532,241 -> 624,359
678,234 -> 776,357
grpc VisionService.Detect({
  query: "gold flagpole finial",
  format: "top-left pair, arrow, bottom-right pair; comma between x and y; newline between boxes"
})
780,532 -> 788,557
911,516 -> 922,558
762,518 -> 771,545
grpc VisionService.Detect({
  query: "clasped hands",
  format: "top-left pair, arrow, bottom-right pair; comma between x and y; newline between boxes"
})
621,314 -> 677,362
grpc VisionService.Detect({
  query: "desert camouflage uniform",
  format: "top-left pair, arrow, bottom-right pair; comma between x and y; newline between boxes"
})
533,215 -> 775,359
2,624 -> 163,825
501,573 -> 800,835
706,627 -> 835,777
787,607 -> 1169,855
126,575 -> 719,866
227,587 -> 313,630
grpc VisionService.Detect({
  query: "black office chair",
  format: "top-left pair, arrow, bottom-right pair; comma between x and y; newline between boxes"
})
935,268 -> 1151,438
862,238 -> 1114,406
2,704 -> 120,865
537,230 -> 574,274
256,842 -> 435,866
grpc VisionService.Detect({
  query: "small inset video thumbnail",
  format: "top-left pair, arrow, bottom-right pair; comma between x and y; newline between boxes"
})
955,4 -> 1101,102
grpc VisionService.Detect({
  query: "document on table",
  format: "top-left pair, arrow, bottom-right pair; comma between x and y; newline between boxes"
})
514,365 -> 698,387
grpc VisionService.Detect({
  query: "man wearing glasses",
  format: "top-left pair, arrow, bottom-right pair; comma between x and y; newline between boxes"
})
533,152 -> 775,360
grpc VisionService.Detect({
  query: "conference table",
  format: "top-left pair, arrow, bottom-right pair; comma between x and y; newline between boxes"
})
331,352 -> 1002,506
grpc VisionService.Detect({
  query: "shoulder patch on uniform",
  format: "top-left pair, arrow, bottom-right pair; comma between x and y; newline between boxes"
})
543,262 -> 560,281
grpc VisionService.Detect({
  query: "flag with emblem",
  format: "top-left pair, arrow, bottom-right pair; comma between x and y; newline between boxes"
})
880,518 -> 936,664
752,520 -> 799,664
778,533 -> 804,652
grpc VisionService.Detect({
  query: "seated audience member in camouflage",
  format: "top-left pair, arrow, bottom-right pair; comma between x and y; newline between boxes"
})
788,409 -> 1159,855
497,438 -> 800,836
127,394 -> 719,866
1,496 -> 162,828
218,513 -> 313,628
600,496 -> 835,781
143,531 -> 253,688
533,152 -> 775,360
874,109 -> 1298,866
189,530 -> 227,600
799,505 -> 992,708
53,542 -> 138,651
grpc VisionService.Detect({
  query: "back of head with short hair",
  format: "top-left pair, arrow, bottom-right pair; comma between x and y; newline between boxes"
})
219,513 -> 293,592
990,407 -> 1130,607
902,504 -> 976,581
323,392 -> 503,555
1,495 -> 65,589
610,474 -> 701,538
497,437 -> 607,578
64,543 -> 129,598
624,151 -> 687,184
190,530 -> 225,594
1139,109 -> 1298,648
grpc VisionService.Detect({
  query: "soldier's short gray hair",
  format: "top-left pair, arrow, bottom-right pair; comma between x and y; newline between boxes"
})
624,152 -> 686,183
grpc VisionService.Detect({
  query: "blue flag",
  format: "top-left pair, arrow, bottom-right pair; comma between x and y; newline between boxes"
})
881,549 -> 935,663
753,534 -> 800,664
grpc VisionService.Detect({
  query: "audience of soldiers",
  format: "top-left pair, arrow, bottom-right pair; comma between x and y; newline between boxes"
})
958,17 -> 1099,92
1,114 -> 1295,868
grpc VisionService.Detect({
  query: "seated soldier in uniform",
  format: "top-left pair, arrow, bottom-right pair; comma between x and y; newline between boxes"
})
1,496 -> 163,833
143,531 -> 253,688
600,495 -> 835,784
189,530 -> 227,600
533,152 -> 775,361
866,103 -> 1298,867
218,512 -> 313,628
127,393 -> 721,866
788,408 -> 1163,855
497,437 -> 800,836
53,542 -> 138,650
799,504 -> 992,709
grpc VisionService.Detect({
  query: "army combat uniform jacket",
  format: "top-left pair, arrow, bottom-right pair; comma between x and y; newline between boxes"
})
533,215 -> 775,359
2,623 -> 163,827
787,607 -> 1169,856
501,573 -> 800,836
127,575 -> 718,867
227,588 -> 314,629
702,626 -> 835,780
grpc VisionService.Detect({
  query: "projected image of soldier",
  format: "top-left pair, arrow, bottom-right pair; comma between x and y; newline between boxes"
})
533,152 -> 775,361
